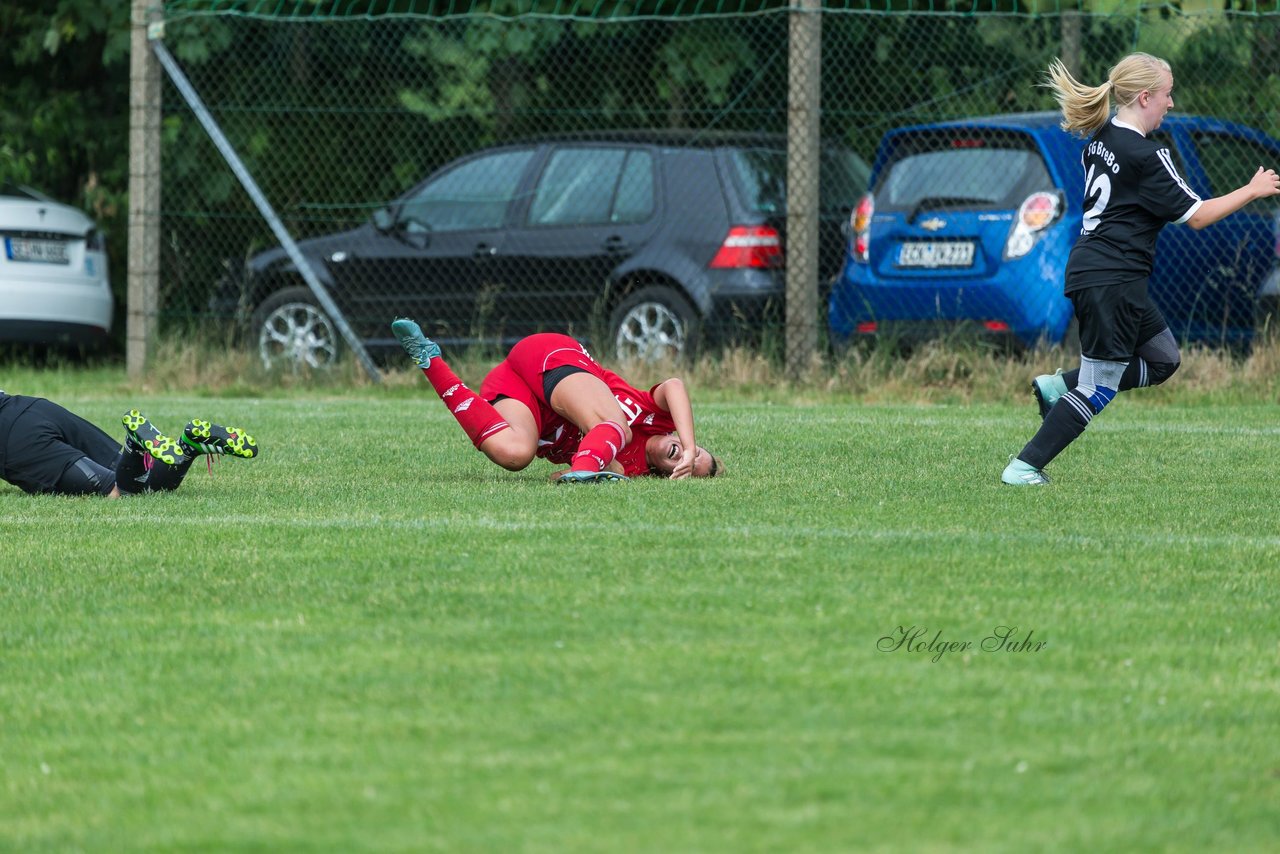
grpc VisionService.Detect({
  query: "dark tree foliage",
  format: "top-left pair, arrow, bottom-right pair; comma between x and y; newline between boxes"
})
6,1 -> 1280,340
1,1 -> 132,328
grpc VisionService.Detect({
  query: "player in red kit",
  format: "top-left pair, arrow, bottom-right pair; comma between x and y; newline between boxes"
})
391,319 -> 721,483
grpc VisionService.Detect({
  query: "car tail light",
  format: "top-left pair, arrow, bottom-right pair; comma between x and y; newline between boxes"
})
856,321 -> 878,334
851,193 -> 874,263
1005,191 -> 1061,260
709,225 -> 783,269
983,320 -> 1011,332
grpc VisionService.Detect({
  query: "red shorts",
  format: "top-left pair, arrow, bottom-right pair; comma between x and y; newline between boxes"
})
478,334 -> 604,460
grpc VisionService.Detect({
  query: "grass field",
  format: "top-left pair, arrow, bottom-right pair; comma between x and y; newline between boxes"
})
2,359 -> 1279,851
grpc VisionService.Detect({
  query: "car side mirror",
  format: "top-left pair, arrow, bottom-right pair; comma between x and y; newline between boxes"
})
402,220 -> 431,250
372,207 -> 395,231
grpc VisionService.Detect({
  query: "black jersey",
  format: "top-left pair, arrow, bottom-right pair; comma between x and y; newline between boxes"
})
1064,117 -> 1202,293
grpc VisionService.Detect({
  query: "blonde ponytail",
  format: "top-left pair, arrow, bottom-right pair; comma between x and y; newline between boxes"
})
1043,53 -> 1171,138
1044,58 -> 1112,137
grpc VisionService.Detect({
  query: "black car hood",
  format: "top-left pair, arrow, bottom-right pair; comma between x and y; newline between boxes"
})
248,223 -> 376,273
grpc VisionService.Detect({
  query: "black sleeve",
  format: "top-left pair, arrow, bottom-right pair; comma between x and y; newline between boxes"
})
1139,145 -> 1201,223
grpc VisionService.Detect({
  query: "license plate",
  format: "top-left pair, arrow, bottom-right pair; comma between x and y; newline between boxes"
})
897,241 -> 975,269
6,237 -> 70,265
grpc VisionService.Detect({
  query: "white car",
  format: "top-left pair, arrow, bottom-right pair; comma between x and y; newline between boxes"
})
0,184 -> 113,348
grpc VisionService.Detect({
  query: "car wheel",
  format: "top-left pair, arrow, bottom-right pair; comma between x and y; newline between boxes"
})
609,286 -> 699,363
249,286 -> 341,371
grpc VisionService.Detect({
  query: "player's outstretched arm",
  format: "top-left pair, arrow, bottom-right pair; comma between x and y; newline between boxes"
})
1187,166 -> 1280,230
652,378 -> 698,479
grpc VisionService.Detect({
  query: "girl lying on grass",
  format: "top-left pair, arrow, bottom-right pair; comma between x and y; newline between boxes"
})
391,318 -> 720,483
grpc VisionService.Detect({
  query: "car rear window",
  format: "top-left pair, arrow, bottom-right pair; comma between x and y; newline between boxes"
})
725,147 -> 870,216
875,130 -> 1053,212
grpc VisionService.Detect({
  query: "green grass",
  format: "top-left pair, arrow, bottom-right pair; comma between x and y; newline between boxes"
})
2,372 -> 1278,851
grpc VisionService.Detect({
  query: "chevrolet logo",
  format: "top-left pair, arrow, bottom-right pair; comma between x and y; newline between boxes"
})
920,217 -> 946,232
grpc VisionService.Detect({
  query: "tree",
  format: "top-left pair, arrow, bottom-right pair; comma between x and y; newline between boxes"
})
1,0 -> 132,333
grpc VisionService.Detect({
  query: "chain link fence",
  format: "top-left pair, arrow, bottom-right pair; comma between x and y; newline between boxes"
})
152,2 -> 1280,373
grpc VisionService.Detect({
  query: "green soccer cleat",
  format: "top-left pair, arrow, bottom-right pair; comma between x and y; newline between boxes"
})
1032,370 -> 1068,420
391,317 -> 442,369
1001,458 -> 1051,486
552,470 -> 631,485
122,409 -> 187,465
182,420 -> 260,459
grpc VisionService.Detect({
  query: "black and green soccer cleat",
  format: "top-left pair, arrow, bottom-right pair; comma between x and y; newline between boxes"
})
181,420 -> 260,459
122,409 -> 188,465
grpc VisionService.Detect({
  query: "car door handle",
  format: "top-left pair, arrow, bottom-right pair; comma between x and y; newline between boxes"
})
473,244 -> 498,258
603,236 -> 629,254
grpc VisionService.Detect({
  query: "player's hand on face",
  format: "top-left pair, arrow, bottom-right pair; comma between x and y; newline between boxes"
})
671,445 -> 698,480
1252,166 -> 1280,196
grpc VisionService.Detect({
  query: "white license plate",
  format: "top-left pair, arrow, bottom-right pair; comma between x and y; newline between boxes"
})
897,241 -> 975,269
6,237 -> 71,265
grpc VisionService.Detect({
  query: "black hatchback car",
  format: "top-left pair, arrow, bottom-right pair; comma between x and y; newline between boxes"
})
216,130 -> 869,368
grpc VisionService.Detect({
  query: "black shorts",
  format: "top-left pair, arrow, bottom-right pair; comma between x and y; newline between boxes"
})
2,398 -> 121,495
542,364 -> 589,402
1069,279 -> 1169,362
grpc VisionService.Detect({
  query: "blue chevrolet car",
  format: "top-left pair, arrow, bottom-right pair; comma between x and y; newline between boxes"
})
829,111 -> 1280,350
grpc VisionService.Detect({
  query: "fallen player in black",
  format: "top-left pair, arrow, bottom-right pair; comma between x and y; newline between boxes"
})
0,391 -> 258,498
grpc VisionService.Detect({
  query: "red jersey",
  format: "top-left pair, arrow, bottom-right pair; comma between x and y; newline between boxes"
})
598,372 -> 677,476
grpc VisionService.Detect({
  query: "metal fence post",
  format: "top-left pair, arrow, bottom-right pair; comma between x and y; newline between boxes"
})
127,0 -> 162,380
149,39 -> 382,383
787,0 -> 822,379
1060,10 -> 1082,77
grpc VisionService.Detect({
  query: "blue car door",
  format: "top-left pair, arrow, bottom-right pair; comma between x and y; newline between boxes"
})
1151,126 -> 1280,346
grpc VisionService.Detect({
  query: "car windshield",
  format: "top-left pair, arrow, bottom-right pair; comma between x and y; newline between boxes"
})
876,131 -> 1053,211
726,146 -> 870,215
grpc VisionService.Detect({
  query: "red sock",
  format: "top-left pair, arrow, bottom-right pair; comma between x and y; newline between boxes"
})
422,360 -> 509,448
571,421 -> 626,473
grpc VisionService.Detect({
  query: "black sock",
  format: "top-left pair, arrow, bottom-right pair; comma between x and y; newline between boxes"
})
144,455 -> 196,492
113,444 -> 149,495
1119,360 -> 1145,391
1018,389 -> 1095,470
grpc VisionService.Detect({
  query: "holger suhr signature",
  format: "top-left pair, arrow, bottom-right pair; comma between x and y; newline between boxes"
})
878,625 -> 1046,663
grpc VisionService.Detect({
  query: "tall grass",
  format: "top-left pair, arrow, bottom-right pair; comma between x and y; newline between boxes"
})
670,336 -> 1280,406
8,332 -> 1278,408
